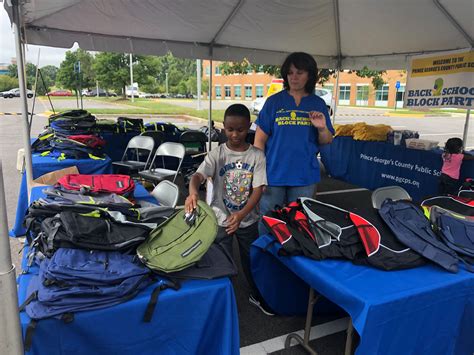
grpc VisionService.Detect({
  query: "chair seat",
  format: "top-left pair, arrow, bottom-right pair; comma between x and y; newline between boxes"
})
139,168 -> 176,182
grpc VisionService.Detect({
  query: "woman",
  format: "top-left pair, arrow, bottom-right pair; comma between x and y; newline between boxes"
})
254,52 -> 334,233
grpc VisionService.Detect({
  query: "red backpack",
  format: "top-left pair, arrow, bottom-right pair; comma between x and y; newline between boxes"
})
67,135 -> 106,149
56,174 -> 135,197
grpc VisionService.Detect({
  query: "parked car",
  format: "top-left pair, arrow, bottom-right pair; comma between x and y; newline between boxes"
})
47,90 -> 73,97
251,80 -> 334,115
87,88 -> 117,97
3,88 -> 34,98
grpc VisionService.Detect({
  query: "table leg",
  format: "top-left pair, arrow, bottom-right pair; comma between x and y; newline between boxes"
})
284,288 -> 320,355
344,318 -> 354,355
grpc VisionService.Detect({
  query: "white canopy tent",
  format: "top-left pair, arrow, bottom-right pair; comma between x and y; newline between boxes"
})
1,1 -> 473,353
4,0 -> 473,69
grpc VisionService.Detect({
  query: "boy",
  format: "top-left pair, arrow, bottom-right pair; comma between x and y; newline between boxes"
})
185,104 -> 274,316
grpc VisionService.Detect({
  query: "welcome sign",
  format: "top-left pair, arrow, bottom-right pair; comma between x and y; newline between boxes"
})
404,49 -> 473,109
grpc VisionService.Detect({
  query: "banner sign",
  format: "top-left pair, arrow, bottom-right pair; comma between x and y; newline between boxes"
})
404,49 -> 473,109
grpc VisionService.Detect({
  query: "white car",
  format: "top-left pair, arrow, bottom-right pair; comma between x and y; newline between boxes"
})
252,88 -> 334,116
3,88 -> 34,99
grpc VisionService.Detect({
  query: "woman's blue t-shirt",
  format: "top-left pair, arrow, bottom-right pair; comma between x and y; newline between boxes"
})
255,90 -> 334,186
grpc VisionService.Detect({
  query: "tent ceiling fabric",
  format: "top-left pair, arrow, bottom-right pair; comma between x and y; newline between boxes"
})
5,0 -> 473,69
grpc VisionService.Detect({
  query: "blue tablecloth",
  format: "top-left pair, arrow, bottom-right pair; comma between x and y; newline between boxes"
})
10,154 -> 113,237
251,235 -> 474,355
320,137 -> 474,201
18,185 -> 240,355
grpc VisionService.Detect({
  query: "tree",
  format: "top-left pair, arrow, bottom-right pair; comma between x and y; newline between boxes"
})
93,52 -> 137,97
56,49 -> 95,93
7,63 -> 37,89
0,75 -> 19,91
353,67 -> 387,89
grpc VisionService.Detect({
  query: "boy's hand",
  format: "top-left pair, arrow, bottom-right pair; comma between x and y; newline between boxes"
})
185,193 -> 199,213
225,212 -> 244,234
309,111 -> 326,129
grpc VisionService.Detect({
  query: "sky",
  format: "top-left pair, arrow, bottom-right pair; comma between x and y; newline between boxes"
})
0,6 -> 76,67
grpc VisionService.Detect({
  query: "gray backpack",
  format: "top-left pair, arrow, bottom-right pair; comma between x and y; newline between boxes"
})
137,201 -> 218,273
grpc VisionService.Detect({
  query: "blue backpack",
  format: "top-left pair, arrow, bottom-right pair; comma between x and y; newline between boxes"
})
429,206 -> 474,258
379,200 -> 473,273
20,248 -> 179,350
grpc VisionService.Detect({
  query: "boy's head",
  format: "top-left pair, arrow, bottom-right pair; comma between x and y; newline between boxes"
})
223,104 -> 251,148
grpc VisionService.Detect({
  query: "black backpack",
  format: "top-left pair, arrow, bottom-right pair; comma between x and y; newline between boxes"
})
262,198 -> 425,271
117,117 -> 144,133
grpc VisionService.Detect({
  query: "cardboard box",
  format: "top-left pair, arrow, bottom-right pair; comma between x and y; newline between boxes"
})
405,139 -> 439,150
32,166 -> 79,187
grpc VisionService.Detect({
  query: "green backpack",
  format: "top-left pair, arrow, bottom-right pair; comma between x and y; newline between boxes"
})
137,201 -> 218,273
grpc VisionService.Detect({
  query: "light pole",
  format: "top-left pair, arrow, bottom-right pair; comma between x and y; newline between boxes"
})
129,53 -> 134,102
165,72 -> 169,96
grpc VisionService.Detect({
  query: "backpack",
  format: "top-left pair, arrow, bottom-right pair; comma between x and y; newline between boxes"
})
379,199 -> 473,273
145,122 -> 182,142
117,117 -> 145,133
19,248 -> 179,351
137,201 -> 218,273
66,134 -> 106,149
429,206 -> 474,258
262,198 -> 425,271
56,174 -> 135,197
49,111 -> 96,135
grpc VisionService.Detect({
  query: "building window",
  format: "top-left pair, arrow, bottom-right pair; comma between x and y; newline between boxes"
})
339,85 -> 351,104
215,85 -> 221,98
215,65 -> 220,75
356,85 -> 369,106
224,85 -> 231,99
375,85 -> 389,101
256,85 -> 264,98
234,85 -> 241,99
205,66 -> 210,76
245,85 -> 252,99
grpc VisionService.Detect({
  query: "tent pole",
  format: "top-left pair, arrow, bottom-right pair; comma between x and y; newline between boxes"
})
12,0 -> 34,196
208,52 -> 213,152
462,109 -> 470,148
332,69 -> 340,125
197,59 -> 202,110
0,161 -> 24,355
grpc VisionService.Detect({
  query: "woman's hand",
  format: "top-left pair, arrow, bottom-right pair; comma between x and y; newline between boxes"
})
225,212 -> 244,234
309,111 -> 327,130
185,193 -> 199,213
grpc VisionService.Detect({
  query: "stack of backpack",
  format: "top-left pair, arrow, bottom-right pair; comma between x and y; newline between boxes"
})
31,128 -> 106,160
19,248 -> 179,351
49,110 -> 96,135
20,173 -> 234,350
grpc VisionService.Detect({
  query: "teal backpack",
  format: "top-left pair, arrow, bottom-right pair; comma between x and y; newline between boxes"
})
137,201 -> 218,273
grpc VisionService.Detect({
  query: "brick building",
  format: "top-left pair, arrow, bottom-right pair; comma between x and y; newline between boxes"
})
202,60 -> 407,108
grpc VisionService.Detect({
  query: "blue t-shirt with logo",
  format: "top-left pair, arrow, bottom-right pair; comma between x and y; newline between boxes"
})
255,90 -> 334,186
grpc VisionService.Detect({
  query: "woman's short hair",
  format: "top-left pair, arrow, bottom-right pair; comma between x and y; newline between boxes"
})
281,52 -> 318,94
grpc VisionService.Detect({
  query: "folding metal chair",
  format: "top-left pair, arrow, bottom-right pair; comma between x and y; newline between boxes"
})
112,135 -> 154,174
151,180 -> 180,207
138,142 -> 186,184
371,186 -> 411,209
